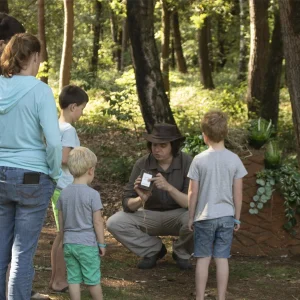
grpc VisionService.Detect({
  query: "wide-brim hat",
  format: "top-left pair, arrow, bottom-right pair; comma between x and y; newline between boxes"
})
143,123 -> 185,143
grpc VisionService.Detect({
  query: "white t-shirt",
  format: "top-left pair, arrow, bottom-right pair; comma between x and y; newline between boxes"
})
57,122 -> 80,190
188,148 -> 248,222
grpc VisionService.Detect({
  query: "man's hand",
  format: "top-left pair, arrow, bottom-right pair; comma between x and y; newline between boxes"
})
134,176 -> 151,204
150,173 -> 171,191
188,218 -> 194,232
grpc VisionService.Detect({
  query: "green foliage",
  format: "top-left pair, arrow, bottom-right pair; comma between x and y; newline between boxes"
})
248,118 -> 273,149
182,134 -> 208,157
249,171 -> 275,215
264,140 -> 282,169
249,165 -> 300,233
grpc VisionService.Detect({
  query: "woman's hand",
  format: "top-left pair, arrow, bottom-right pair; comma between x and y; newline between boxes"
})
150,173 -> 172,192
134,176 -> 151,204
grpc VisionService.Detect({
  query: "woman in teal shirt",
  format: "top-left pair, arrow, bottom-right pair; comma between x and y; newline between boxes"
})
0,33 -> 62,300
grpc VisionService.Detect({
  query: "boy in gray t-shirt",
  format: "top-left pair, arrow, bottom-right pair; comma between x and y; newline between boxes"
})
57,147 -> 106,300
188,110 -> 247,300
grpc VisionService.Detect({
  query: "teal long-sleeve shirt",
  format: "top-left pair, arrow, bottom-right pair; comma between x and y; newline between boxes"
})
0,75 -> 62,179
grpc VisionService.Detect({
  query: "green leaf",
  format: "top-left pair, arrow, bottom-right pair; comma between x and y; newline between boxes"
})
257,187 -> 265,195
253,195 -> 260,202
250,202 -> 256,208
257,203 -> 263,209
256,179 -> 265,186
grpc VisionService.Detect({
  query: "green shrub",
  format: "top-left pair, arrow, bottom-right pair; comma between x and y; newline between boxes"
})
264,140 -> 282,169
248,118 -> 273,149
182,134 -> 208,157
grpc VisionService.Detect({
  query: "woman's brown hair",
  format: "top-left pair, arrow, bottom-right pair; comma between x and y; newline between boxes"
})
0,33 -> 40,77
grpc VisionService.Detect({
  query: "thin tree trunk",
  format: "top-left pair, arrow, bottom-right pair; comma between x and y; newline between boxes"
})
127,0 -> 176,132
90,0 -> 102,76
217,15 -> 226,70
172,10 -> 187,73
116,28 -> 122,71
110,9 -> 118,69
0,0 -> 8,13
161,0 -> 170,95
279,0 -> 300,165
237,0 -> 248,81
261,10 -> 283,127
198,16 -> 214,90
38,0 -> 48,84
59,0 -> 74,90
247,0 -> 269,118
170,37 -> 176,70
120,18 -> 129,72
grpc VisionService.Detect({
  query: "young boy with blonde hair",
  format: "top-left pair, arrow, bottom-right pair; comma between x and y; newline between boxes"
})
57,147 -> 106,300
188,110 -> 247,300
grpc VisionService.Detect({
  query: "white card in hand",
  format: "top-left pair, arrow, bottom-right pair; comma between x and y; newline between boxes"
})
141,173 -> 152,187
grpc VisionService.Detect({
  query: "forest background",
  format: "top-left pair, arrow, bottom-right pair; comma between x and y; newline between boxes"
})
2,0 -> 300,299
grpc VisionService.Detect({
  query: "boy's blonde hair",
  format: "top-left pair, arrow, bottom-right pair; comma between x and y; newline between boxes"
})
68,147 -> 97,178
201,110 -> 228,143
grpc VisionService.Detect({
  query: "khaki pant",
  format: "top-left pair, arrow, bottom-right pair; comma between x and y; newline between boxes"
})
106,208 -> 193,259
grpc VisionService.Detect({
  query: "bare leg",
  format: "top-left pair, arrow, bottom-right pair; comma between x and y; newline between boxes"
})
215,258 -> 229,300
69,284 -> 81,300
89,284 -> 103,300
49,235 -> 67,291
195,257 -> 211,300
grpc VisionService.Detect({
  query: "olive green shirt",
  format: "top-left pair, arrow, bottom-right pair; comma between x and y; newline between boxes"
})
123,152 -> 193,212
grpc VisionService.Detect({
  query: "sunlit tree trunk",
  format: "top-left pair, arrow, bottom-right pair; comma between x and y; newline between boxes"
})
38,0 -> 48,84
198,16 -> 214,90
59,0 -> 74,90
279,0 -> 300,165
172,10 -> 187,73
120,18 -> 129,72
0,0 -> 8,13
261,10 -> 283,127
161,0 -> 170,96
247,0 -> 269,118
90,0 -> 102,76
127,0 -> 176,132
237,0 -> 248,81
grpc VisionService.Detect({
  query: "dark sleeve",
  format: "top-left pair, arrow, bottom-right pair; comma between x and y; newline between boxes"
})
122,158 -> 144,212
182,153 -> 193,194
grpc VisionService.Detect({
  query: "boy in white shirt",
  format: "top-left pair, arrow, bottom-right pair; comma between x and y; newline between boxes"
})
49,85 -> 88,292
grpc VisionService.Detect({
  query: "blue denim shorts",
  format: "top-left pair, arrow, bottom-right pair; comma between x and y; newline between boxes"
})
193,216 -> 234,258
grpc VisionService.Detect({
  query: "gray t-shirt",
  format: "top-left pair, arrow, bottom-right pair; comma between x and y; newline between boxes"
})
57,184 -> 103,246
188,148 -> 247,222
57,122 -> 80,190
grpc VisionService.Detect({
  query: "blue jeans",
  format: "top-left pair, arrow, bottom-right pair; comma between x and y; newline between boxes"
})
0,167 -> 55,300
194,216 -> 234,258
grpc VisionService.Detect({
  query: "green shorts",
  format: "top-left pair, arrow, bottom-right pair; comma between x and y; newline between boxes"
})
51,188 -> 61,230
64,244 -> 101,285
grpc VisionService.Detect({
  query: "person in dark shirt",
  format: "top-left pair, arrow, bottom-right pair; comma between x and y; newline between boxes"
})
107,123 -> 193,270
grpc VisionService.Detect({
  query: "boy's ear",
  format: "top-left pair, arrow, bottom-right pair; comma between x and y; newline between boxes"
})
88,167 -> 95,175
69,103 -> 77,112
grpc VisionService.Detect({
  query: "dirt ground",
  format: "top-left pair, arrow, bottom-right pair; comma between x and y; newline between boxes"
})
31,129 -> 300,299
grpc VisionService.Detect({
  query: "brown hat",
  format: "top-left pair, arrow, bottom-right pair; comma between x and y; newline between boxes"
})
143,123 -> 185,143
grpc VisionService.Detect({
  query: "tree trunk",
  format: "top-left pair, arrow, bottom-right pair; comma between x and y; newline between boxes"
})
110,9 -> 119,70
38,0 -> 48,84
59,0 -> 74,90
247,0 -> 269,118
116,27 -> 122,71
170,37 -> 176,70
197,16 -> 214,90
0,0 -> 8,13
120,18 -> 129,72
126,0 -> 176,132
261,10 -> 283,127
279,0 -> 300,165
160,0 -> 170,96
237,0 -> 248,81
216,15 -> 226,70
172,10 -> 187,73
90,0 -> 102,76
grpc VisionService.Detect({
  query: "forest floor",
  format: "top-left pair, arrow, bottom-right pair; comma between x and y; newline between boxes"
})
32,128 -> 300,300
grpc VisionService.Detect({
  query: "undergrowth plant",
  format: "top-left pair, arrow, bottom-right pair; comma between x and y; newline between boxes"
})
182,134 -> 208,157
249,164 -> 300,233
248,118 -> 273,149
